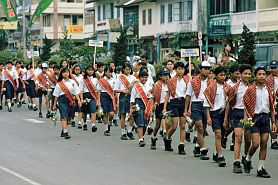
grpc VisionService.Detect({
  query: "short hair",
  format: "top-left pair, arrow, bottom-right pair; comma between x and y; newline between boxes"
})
229,65 -> 239,74
97,62 -> 104,68
139,70 -> 149,77
239,64 -> 252,74
122,62 -> 133,75
15,61 -> 22,65
174,62 -> 185,70
254,67 -> 266,76
174,51 -> 181,57
141,55 -> 148,60
214,66 -> 226,75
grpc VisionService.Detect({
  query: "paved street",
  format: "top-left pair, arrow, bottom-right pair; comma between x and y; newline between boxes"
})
0,105 -> 277,185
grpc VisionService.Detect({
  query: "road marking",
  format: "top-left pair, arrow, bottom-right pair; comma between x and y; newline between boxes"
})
24,119 -> 45,124
0,165 -> 43,185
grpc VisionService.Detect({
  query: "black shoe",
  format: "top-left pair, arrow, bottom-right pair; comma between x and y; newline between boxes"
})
243,160 -> 252,173
39,112 -> 43,118
271,141 -> 278,150
213,153 -> 218,162
163,137 -> 173,151
127,132 -> 134,140
233,161 -> 243,174
71,121 -> 75,127
147,127 -> 153,135
8,108 -> 12,112
222,137 -> 227,149
121,134 -> 128,140
200,149 -> 210,160
241,156 -> 253,169
11,102 -> 14,107
19,102 -> 22,107
178,144 -> 186,155
193,136 -> 197,144
92,126 -> 97,132
139,140 -> 146,147
257,168 -> 271,178
0,105 -> 2,110
109,121 -> 113,127
193,146 -> 201,157
28,105 -> 33,110
159,130 -> 164,137
83,124 -> 88,130
77,124 -> 82,129
104,130 -> 111,136
151,137 -> 157,150
17,104 -> 20,108
64,132 -> 71,139
186,132 -> 191,142
46,112 -> 51,118
22,100 -> 26,104
218,156 -> 226,167
60,130 -> 65,137
33,106 -> 38,111
113,119 -> 118,126
230,144 -> 234,151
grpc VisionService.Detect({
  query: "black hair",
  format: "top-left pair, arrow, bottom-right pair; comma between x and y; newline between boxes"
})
103,66 -> 113,77
214,66 -> 226,76
53,64 -> 60,70
84,66 -> 96,79
58,68 -> 71,82
229,65 -> 239,74
60,60 -> 69,69
26,62 -> 32,70
174,62 -> 185,70
72,65 -> 82,75
174,51 -> 181,57
15,61 -> 22,65
141,55 -> 148,60
97,62 -> 104,68
49,61 -> 57,66
6,60 -> 12,65
122,62 -> 133,75
191,69 -> 200,76
224,43 -> 231,48
139,70 -> 149,78
254,67 -> 266,76
239,64 -> 252,74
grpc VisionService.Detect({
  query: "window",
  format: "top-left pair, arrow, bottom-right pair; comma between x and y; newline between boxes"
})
43,14 -> 51,27
106,3 -> 114,19
142,10 -> 146,25
63,15 -> 83,26
64,15 -> 71,26
174,1 -> 192,21
168,4 -> 173,23
72,15 -> 78,25
160,5 -> 165,24
236,0 -> 256,12
148,9 -> 152,25
85,11 -> 94,25
98,5 -> 101,21
210,0 -> 229,15
103,4 -> 106,20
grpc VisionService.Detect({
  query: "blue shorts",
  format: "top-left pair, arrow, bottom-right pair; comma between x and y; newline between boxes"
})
118,92 -> 130,114
231,109 -> 244,129
37,89 -> 48,97
82,92 -> 97,114
58,95 -> 73,120
250,113 -> 270,134
133,98 -> 148,127
210,109 -> 225,131
100,92 -> 114,113
26,80 -> 36,98
169,98 -> 185,117
4,80 -> 14,100
16,80 -> 25,93
191,102 -> 207,122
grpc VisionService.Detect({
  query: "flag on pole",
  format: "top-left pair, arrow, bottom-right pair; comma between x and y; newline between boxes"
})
30,0 -> 53,26
0,0 -> 18,21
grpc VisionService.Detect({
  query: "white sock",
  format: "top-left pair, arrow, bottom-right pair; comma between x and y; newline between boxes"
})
195,143 -> 200,147
179,142 -> 184,145
92,123 -> 96,127
33,104 -> 36,108
7,103 -> 11,108
272,138 -> 278,143
242,154 -> 246,158
163,130 -> 166,134
194,131 -> 197,137
186,124 -> 190,132
234,159 -> 240,162
258,160 -> 265,170
128,126 -> 133,133
78,121 -> 82,125
200,148 -> 206,151
139,138 -> 144,142
63,129 -> 68,133
230,143 -> 234,146
247,154 -> 252,161
121,129 -> 126,135
104,124 -> 109,131
29,103 -> 32,106
218,154 -> 223,158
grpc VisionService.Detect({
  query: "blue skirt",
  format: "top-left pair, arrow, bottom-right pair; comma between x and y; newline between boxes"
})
16,80 -> 25,93
82,92 -> 97,114
118,92 -> 131,114
58,95 -> 73,120
100,92 -> 114,113
4,80 -> 14,99
26,80 -> 36,98
133,98 -> 148,127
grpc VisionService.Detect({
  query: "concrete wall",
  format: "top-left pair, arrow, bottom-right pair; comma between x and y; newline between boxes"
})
259,0 -> 278,10
258,7 -> 278,32
230,11 -> 256,34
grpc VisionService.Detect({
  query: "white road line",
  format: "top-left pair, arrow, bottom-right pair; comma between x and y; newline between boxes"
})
0,165 -> 43,185
24,119 -> 45,124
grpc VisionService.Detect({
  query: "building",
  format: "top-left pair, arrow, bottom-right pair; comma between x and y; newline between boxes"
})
84,0 -> 95,39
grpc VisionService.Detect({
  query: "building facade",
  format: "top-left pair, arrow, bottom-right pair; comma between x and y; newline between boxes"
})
84,0 -> 95,39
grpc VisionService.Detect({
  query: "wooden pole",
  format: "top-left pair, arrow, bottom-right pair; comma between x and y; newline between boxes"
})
189,55 -> 192,79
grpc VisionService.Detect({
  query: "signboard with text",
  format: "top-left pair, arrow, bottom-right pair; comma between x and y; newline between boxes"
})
181,48 -> 200,57
89,40 -> 104,47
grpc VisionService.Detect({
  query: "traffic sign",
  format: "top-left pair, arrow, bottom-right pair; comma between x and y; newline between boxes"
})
181,48 -> 200,57
198,31 -> 202,40
89,40 -> 104,47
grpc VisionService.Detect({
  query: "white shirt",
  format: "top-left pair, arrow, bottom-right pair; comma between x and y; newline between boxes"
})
72,74 -> 83,90
274,78 -> 278,92
53,79 -> 80,97
115,74 -> 137,91
170,70 -> 176,78
34,68 -> 42,76
186,79 -> 208,102
22,69 -> 36,81
203,83 -> 225,111
1,68 -> 19,81
226,79 -> 237,87
79,76 -> 98,93
234,82 -> 248,110
160,83 -> 168,104
207,56 -> 216,66
97,76 -> 116,92
130,82 -> 153,103
36,73 -> 50,87
255,86 -> 270,114
170,77 -> 187,99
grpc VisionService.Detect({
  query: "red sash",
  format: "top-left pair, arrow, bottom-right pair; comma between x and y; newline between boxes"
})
3,69 -> 16,90
167,75 -> 190,97
71,74 -> 79,86
151,80 -> 162,104
99,78 -> 116,111
134,83 -> 153,119
204,81 -> 230,108
119,75 -> 130,89
83,78 -> 98,101
58,81 -> 75,107
225,82 -> 241,108
37,73 -> 49,90
46,71 -> 57,87
29,69 -> 37,81
265,75 -> 275,90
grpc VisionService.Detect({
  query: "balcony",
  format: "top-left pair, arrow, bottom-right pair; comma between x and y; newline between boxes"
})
57,2 -> 84,14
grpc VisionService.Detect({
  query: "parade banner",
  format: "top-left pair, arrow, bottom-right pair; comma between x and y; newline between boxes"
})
30,0 -> 53,26
0,0 -> 18,21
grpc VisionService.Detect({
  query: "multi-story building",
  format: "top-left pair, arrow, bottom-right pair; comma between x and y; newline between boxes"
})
84,0 -> 95,39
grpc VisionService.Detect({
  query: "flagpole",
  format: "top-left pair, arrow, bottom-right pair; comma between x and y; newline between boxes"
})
22,0 -> 26,59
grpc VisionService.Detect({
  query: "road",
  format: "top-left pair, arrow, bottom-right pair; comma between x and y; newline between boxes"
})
0,105 -> 277,185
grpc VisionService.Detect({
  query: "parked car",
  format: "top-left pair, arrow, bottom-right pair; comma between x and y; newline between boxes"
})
254,44 -> 278,69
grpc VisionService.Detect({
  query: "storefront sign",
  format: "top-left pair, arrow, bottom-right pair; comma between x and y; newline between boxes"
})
67,25 -> 83,33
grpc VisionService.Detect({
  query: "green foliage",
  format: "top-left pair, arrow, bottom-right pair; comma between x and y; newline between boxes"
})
113,27 -> 129,66
48,54 -> 62,65
0,50 -> 14,64
238,24 -> 256,66
224,60 -> 240,73
104,55 -> 113,66
0,30 -> 8,50
59,30 -> 75,60
40,35 -> 55,62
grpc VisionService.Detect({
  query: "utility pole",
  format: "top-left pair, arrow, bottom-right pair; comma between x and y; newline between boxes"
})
22,0 -> 26,59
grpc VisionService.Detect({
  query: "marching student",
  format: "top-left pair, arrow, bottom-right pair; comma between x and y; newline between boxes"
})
163,62 -> 189,155
60,59 -> 69,69
36,63 -> 51,118
0,63 -> 3,110
184,61 -> 211,160
243,67 -> 277,178
204,66 -> 230,167
15,61 -> 26,108
97,66 -> 116,136
53,68 -> 82,139
80,66 -> 99,132
165,59 -> 176,78
96,62 -> 105,79
130,69 -> 154,147
114,62 -> 137,140
225,64 -> 252,173
23,62 -> 38,111
47,64 -> 59,116
1,61 -> 19,112
150,67 -> 170,149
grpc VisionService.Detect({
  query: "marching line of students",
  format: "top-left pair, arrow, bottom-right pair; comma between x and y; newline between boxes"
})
1,58 -> 278,179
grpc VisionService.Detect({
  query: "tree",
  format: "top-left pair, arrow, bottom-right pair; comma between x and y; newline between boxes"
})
40,35 -> 55,62
0,30 -> 8,50
59,29 -> 75,60
113,27 -> 129,66
238,24 -> 256,66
